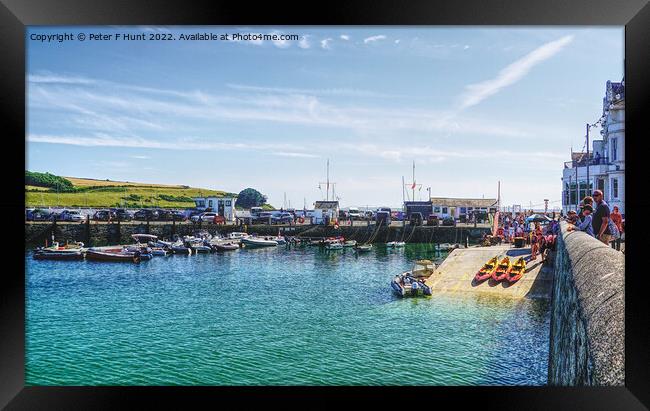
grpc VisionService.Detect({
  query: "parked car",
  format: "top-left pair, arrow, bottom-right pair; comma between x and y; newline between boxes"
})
191,212 -> 218,223
442,217 -> 455,226
155,209 -> 173,221
427,214 -> 439,226
364,210 -> 375,220
170,210 -> 187,221
272,212 -> 294,224
409,212 -> 424,226
348,208 -> 364,220
110,208 -> 133,221
26,208 -> 52,221
93,209 -> 116,221
56,210 -> 85,222
252,212 -> 274,224
134,209 -> 159,221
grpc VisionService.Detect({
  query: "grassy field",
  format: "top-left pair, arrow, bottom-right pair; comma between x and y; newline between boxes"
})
26,177 -> 233,209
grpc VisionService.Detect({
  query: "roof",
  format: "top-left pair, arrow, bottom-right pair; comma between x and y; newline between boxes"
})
193,195 -> 237,200
314,201 -> 339,209
429,197 -> 498,208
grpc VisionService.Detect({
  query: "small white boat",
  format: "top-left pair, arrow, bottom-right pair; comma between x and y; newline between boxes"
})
151,247 -> 171,256
242,237 -> 278,248
395,241 -> 406,247
355,244 -> 373,252
386,241 -> 397,247
326,242 -> 343,250
171,242 -> 192,255
438,243 -> 453,251
343,240 -> 357,247
227,232 -> 249,240
265,236 -> 286,245
391,260 -> 436,297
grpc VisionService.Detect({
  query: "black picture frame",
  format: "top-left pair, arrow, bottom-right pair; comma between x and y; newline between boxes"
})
3,0 -> 649,408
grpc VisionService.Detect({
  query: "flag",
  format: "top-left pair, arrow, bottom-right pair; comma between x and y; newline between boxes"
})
411,182 -> 416,189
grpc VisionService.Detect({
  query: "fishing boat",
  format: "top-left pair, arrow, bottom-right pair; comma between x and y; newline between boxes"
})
241,237 -> 278,248
343,240 -> 357,247
86,248 -> 142,263
355,244 -> 373,252
33,246 -> 84,261
474,256 -> 499,282
505,257 -> 526,283
391,260 -> 436,297
491,256 -> 511,282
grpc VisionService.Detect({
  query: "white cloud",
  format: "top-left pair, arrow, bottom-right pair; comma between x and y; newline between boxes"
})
298,35 -> 310,49
271,152 -> 319,158
270,30 -> 291,49
458,35 -> 574,110
395,39 -> 400,44
364,35 -> 386,44
321,38 -> 332,49
340,34 -> 350,41
464,45 -> 470,50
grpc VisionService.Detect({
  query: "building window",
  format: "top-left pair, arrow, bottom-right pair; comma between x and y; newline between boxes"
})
597,178 -> 605,192
196,200 -> 205,208
434,207 -> 440,213
611,178 -> 618,199
442,207 -> 448,214
226,200 -> 231,206
208,200 -> 213,208
460,207 -> 467,213
611,138 -> 617,161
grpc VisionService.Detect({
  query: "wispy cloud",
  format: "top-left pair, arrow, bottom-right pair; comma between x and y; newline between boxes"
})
340,34 -> 350,41
321,38 -> 332,49
364,35 -> 386,44
298,35 -> 310,49
457,35 -> 574,110
226,83 -> 400,98
271,152 -> 320,158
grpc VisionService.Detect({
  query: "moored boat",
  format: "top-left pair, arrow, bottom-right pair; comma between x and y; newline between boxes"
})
213,242 -> 240,251
491,256 -> 511,282
343,240 -> 357,247
391,260 -> 436,297
242,237 -> 278,248
386,241 -> 397,247
395,241 -> 406,247
171,242 -> 192,255
474,256 -> 498,282
86,248 -> 141,263
505,257 -> 526,283
355,244 -> 373,252
325,241 -> 343,250
151,247 -> 171,256
33,248 -> 84,260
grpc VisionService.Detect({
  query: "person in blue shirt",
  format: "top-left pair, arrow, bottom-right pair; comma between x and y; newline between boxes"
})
567,204 -> 594,237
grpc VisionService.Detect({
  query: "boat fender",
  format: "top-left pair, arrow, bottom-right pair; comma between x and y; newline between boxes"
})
298,217 -> 305,224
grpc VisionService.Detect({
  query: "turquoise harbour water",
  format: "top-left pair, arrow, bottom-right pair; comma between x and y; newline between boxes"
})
26,244 -> 549,385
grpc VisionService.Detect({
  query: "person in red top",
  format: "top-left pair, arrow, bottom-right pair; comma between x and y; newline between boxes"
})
530,221 -> 543,260
610,205 -> 623,250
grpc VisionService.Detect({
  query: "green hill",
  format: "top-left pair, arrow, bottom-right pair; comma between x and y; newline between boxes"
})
25,175 -> 235,209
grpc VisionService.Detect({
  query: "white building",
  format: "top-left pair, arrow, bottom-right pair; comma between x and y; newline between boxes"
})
193,195 -> 238,222
562,80 -> 625,216
313,200 -> 339,225
430,197 -> 498,220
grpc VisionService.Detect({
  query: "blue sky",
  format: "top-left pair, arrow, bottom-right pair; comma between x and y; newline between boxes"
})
26,26 -> 623,209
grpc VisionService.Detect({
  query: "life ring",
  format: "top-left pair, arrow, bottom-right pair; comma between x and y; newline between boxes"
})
298,217 -> 305,224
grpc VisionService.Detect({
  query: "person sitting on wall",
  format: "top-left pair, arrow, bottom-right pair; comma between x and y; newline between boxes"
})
567,204 -> 595,237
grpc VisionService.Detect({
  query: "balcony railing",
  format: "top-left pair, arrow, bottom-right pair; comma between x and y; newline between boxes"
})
564,157 -> 610,169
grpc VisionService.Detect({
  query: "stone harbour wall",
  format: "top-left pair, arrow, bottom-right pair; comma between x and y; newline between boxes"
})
548,221 -> 624,385
25,221 -> 491,247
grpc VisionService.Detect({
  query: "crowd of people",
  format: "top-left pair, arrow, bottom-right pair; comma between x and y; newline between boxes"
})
566,189 -> 624,251
487,210 -> 559,262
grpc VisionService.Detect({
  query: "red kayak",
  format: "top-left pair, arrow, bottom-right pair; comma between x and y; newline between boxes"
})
475,256 -> 498,282
492,257 -> 511,282
506,257 -> 526,283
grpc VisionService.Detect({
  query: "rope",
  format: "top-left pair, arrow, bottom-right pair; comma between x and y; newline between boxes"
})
405,224 -> 417,243
364,220 -> 384,244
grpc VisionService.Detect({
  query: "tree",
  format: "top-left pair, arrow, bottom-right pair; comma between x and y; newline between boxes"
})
235,188 -> 267,209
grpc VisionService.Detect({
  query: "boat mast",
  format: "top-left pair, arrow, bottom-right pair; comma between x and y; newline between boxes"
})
326,159 -> 330,201
402,176 -> 406,211
412,161 -> 416,202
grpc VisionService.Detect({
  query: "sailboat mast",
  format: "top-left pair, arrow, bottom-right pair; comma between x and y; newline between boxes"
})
326,159 -> 330,201
412,161 -> 415,202
402,176 -> 406,210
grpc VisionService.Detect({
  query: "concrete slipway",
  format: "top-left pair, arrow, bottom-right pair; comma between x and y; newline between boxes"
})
424,245 -> 553,299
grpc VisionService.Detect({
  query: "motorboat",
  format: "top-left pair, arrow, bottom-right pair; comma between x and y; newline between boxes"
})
394,241 -> 406,247
171,241 -> 192,255
264,236 -> 286,245
213,242 -> 240,251
151,247 -> 171,256
343,240 -> 357,247
227,232 -> 249,240
386,241 -> 397,247
242,237 -> 278,248
391,260 -> 436,297
85,247 -> 142,263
